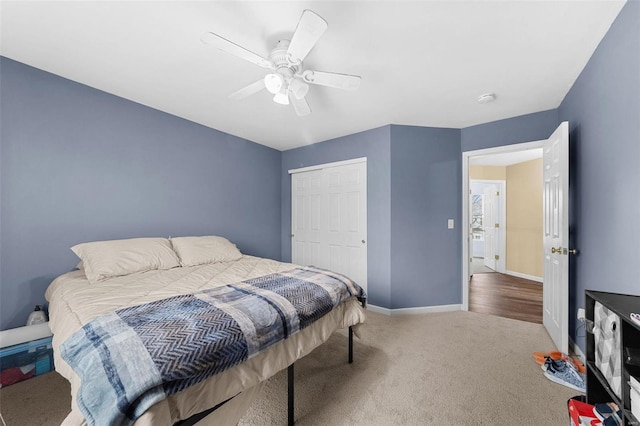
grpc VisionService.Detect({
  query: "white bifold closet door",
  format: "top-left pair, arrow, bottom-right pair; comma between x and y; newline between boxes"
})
291,159 -> 367,293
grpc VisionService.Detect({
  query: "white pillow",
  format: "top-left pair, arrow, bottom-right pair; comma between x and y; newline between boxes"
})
170,236 -> 242,267
71,237 -> 180,284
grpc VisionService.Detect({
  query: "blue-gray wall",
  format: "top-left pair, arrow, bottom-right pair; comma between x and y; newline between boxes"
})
0,57 -> 282,330
461,109 -> 559,152
280,125 -> 461,310
558,0 -> 640,349
390,125 -> 461,308
280,126 -> 392,308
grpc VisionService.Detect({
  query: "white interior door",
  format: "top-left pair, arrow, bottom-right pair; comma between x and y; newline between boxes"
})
291,170 -> 324,268
483,185 -> 497,270
291,160 -> 367,293
543,121 -> 569,353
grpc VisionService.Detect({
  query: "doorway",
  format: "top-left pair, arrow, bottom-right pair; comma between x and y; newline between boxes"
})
463,143 -> 545,324
469,179 -> 506,275
463,123 -> 570,351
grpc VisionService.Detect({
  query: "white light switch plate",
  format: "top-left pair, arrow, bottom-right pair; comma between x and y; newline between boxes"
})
448,219 -> 454,229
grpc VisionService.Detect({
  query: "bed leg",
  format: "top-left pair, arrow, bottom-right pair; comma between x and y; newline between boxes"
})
348,326 -> 353,364
288,363 -> 294,426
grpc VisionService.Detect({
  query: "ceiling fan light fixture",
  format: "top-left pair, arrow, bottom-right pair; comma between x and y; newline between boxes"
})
289,79 -> 309,100
273,90 -> 290,105
264,73 -> 284,94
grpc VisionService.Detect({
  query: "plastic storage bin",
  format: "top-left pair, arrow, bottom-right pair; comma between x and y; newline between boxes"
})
0,336 -> 53,387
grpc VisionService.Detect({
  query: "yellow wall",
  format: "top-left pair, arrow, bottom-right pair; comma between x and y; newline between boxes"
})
506,158 -> 543,278
469,165 -> 506,180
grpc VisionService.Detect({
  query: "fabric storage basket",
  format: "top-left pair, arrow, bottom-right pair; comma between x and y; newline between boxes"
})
0,336 -> 53,388
593,301 -> 622,398
631,376 -> 640,419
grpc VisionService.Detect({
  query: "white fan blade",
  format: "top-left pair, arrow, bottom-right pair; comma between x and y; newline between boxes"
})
290,96 -> 311,116
229,79 -> 266,100
302,70 -> 361,91
286,10 -> 328,63
201,32 -> 273,69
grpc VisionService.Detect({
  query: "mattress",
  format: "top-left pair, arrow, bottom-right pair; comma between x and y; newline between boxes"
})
45,255 -> 366,425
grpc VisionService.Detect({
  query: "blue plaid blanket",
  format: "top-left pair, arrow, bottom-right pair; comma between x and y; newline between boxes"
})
61,267 -> 365,425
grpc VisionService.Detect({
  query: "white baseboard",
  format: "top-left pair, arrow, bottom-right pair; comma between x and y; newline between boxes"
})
505,270 -> 543,283
367,304 -> 462,316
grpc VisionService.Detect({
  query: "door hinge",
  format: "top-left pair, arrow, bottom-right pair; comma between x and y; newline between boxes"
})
494,254 -> 499,260
495,223 -> 500,228
496,191 -> 499,196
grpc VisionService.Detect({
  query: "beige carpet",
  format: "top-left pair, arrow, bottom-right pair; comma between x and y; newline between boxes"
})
0,311 -> 578,425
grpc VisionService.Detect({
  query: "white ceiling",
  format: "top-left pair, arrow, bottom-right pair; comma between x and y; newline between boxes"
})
0,1 -> 626,151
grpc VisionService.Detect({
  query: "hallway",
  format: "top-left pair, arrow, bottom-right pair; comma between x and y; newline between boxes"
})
469,272 -> 542,324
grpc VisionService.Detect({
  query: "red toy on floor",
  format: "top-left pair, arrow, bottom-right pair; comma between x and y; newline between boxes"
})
0,364 -> 35,388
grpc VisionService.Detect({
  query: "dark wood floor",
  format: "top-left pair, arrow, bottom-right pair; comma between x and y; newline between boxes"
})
469,272 -> 542,324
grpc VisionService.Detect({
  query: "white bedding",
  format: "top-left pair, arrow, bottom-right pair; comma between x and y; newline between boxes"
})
46,255 -> 366,425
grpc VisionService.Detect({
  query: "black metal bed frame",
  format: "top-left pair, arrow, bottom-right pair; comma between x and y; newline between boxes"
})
286,325 -> 355,426
176,296 -> 366,426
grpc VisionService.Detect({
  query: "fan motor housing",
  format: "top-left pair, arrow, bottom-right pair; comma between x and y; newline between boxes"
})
271,40 -> 299,74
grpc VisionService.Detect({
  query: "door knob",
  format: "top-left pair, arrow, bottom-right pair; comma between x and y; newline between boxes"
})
551,247 -> 562,254
362,240 -> 366,244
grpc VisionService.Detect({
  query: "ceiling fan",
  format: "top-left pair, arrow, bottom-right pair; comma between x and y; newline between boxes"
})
201,10 -> 361,117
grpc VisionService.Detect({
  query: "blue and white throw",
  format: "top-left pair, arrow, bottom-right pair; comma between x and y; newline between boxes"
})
60,266 -> 365,425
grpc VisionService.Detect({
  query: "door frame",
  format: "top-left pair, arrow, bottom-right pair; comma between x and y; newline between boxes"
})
461,140 -> 544,311
469,179 -> 506,274
288,157 -> 367,174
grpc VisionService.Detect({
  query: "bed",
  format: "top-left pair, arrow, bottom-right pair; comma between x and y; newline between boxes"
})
45,236 -> 367,425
